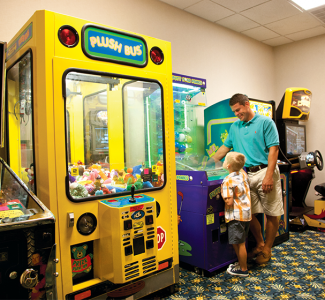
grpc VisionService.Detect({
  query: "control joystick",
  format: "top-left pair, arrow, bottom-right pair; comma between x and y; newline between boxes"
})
129,185 -> 136,203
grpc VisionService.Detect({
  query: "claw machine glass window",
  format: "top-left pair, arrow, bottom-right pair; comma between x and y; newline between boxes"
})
6,51 -> 35,193
172,74 -> 207,170
65,72 -> 165,200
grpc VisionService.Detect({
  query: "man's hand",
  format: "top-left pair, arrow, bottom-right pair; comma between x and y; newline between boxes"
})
262,175 -> 274,194
224,197 -> 234,206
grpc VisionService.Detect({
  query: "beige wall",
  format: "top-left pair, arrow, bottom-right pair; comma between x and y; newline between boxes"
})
274,36 -> 325,206
1,0 -> 275,108
2,0 -> 323,204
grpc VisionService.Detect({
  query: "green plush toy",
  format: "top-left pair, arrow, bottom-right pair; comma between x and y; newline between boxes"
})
70,183 -> 88,198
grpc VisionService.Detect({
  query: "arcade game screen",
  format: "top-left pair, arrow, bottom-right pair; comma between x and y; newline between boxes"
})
65,72 -> 165,200
250,100 -> 273,118
286,124 -> 306,156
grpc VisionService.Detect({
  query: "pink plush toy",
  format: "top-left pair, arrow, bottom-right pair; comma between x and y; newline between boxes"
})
103,178 -> 112,184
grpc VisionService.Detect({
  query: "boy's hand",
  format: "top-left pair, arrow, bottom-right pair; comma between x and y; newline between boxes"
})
224,197 -> 234,206
178,215 -> 182,224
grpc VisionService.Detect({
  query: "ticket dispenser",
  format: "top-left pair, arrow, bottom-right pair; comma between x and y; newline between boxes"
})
99,189 -> 157,283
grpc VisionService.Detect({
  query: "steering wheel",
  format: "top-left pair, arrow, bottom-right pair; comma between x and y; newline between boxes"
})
315,150 -> 323,171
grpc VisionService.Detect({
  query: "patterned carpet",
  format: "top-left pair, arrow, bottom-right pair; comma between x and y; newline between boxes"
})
148,230 -> 325,300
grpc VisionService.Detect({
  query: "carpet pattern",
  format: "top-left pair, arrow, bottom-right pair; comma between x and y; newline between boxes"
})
148,231 -> 325,299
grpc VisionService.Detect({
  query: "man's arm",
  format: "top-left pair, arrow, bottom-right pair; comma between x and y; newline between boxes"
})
207,145 -> 231,167
262,145 -> 279,194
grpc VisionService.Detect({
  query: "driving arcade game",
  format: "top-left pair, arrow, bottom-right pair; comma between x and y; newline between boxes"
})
276,87 -> 323,231
4,11 -> 179,300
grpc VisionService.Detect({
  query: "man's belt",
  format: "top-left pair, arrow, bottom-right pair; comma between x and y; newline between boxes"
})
247,164 -> 268,173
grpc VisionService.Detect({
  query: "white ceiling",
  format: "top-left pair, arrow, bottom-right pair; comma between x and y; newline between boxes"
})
158,0 -> 325,46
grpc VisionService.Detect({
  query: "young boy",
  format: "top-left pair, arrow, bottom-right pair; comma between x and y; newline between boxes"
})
221,152 -> 251,277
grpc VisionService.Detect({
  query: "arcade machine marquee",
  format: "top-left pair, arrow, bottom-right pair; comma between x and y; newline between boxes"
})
4,11 -> 178,300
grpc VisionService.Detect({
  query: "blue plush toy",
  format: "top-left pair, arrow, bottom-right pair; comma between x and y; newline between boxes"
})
143,181 -> 154,189
175,131 -> 179,141
105,185 -> 127,192
132,164 -> 142,178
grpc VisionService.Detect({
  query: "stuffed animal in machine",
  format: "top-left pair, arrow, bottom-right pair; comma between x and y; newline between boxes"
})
70,183 -> 89,198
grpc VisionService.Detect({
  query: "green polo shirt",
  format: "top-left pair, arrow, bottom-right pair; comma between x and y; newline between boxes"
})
224,113 -> 279,167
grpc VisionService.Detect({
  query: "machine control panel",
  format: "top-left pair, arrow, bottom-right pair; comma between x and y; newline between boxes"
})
99,194 -> 158,283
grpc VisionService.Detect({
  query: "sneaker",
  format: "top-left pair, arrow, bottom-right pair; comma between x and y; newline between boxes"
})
227,262 -> 239,270
227,265 -> 249,277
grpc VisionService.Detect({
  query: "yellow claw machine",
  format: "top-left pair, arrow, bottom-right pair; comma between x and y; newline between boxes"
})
4,10 -> 178,299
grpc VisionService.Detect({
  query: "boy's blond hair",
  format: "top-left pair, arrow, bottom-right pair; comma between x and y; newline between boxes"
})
225,152 -> 245,172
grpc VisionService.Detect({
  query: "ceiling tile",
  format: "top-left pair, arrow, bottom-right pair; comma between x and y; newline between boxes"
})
265,12 -> 323,35
242,26 -> 279,40
211,0 -> 270,13
241,0 -> 302,25
217,14 -> 260,32
158,0 -> 203,10
185,0 -> 234,22
285,26 -> 325,41
262,36 -> 293,46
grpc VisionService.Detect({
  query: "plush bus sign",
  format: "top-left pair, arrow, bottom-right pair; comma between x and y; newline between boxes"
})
82,24 -> 147,67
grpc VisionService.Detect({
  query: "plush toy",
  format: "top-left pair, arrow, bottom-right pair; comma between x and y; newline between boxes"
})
179,144 -> 186,152
101,187 -> 110,195
95,190 -> 103,196
134,178 -> 143,190
124,173 -> 135,184
98,170 -> 108,181
178,133 -> 185,142
132,165 -> 142,178
143,181 -> 153,189
70,183 -> 88,198
69,174 -> 76,183
103,178 -> 112,184
126,178 -> 133,191
78,166 -> 85,176
90,164 -> 101,170
94,176 -> 102,189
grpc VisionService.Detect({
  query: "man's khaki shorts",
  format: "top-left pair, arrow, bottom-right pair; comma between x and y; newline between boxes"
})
248,165 -> 284,216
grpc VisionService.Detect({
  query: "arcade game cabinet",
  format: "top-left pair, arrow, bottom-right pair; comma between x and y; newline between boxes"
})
276,87 -> 323,231
205,97 -> 290,246
304,183 -> 325,231
4,11 -> 178,299
0,158 -> 56,300
173,75 -> 238,275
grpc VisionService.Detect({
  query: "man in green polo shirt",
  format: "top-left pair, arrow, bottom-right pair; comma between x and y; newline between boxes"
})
211,93 -> 284,265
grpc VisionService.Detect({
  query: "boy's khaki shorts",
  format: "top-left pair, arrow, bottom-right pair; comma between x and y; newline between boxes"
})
248,165 -> 284,216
